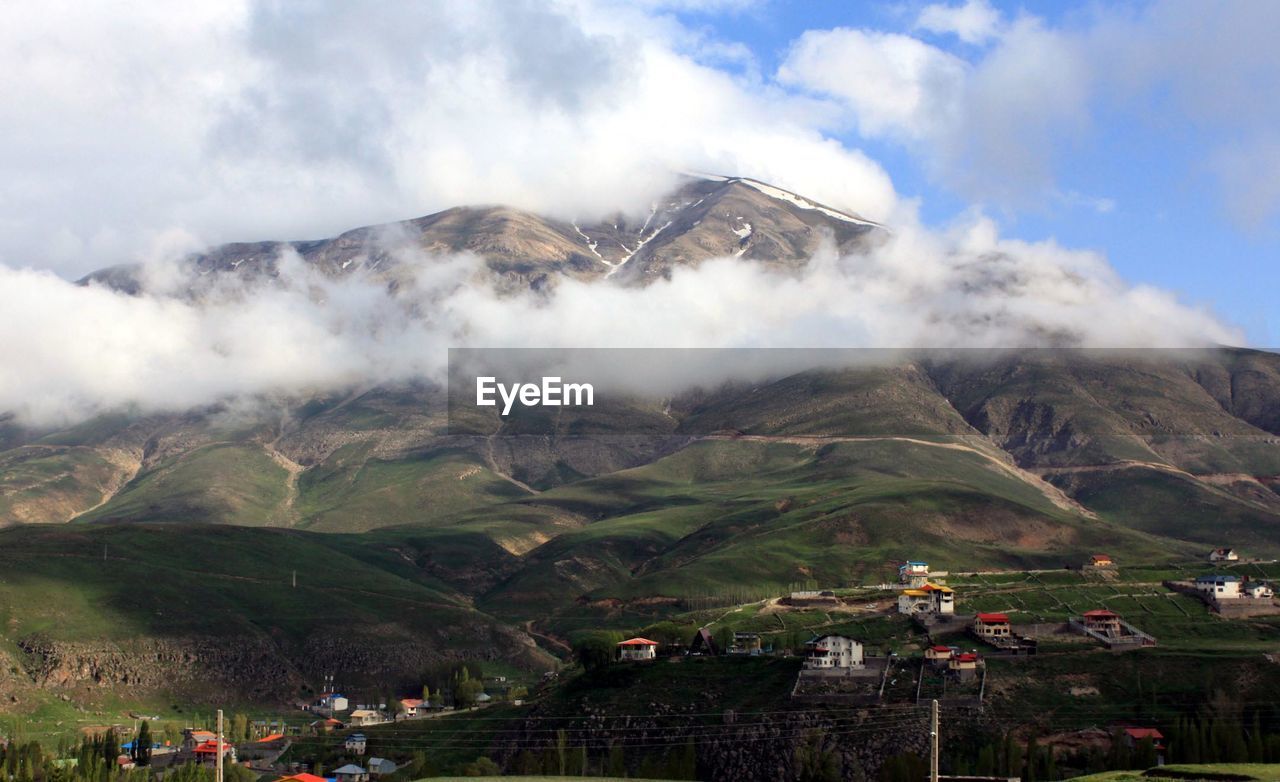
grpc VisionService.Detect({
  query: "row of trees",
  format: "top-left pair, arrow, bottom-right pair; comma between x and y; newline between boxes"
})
506,733 -> 698,779
0,734 -> 254,782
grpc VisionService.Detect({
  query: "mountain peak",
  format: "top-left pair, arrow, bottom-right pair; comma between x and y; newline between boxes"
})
80,176 -> 885,294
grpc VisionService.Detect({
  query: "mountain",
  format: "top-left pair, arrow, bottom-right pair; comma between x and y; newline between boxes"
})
3,176 -> 1280,709
80,175 -> 882,293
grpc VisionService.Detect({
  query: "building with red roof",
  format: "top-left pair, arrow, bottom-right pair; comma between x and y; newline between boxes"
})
924,645 -> 953,662
973,613 -> 1011,640
617,637 -> 659,661
1082,609 -> 1124,637
1121,727 -> 1167,763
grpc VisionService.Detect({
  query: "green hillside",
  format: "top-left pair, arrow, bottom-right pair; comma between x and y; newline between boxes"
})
0,523 -> 555,708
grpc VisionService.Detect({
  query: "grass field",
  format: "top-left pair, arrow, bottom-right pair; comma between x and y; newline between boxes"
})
1074,764 -> 1280,782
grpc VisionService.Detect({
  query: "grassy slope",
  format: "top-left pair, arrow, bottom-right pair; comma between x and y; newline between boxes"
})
1074,765 -> 1280,782
296,446 -> 531,532
435,438 -> 1199,625
0,523 -> 483,642
79,443 -> 290,526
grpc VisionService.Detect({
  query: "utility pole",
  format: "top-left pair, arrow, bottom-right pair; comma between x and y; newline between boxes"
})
292,570 -> 297,588
930,699 -> 940,782
216,709 -> 224,782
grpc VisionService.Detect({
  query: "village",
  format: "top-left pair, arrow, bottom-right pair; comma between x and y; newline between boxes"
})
11,546 -> 1280,781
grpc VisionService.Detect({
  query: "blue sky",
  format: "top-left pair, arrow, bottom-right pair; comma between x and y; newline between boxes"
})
665,0 -> 1280,344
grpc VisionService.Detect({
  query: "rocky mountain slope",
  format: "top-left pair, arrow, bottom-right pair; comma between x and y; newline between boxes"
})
2,175 -> 1280,707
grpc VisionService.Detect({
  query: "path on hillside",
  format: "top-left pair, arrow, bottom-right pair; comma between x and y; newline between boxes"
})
703,434 -> 1094,518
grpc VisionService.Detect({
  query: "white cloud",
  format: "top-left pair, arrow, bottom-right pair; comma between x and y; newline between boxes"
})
0,0 -> 1255,427
915,0 -> 1001,45
777,28 -> 966,140
0,0 -> 903,279
780,2 -> 1280,225
0,213 -> 1240,427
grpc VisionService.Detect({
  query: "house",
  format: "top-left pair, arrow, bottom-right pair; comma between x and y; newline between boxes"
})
475,692 -> 492,703
803,635 -> 865,669
924,645 -> 953,664
192,741 -> 237,766
1209,547 -> 1239,562
730,632 -> 763,655
367,758 -> 397,777
316,693 -> 349,713
973,613 -> 1012,640
1088,553 -> 1115,568
1082,609 -> 1124,638
310,718 -> 343,734
617,637 -> 660,661
344,733 -> 366,755
899,561 -> 930,587
398,698 -> 425,719
897,582 -> 955,616
1122,728 -> 1166,765
333,764 -> 369,782
181,730 -> 216,752
948,652 -> 981,680
274,774 -> 327,782
1195,575 -> 1241,599
1246,581 -> 1275,600
348,710 -> 384,727
688,627 -> 719,656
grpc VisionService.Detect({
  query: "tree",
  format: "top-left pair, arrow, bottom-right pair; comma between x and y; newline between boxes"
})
556,729 -> 569,776
1249,713 -> 1266,763
231,713 -> 249,744
461,756 -> 500,777
513,750 -> 541,775
795,731 -> 842,782
1134,737 -> 1158,769
454,677 -> 484,707
606,744 -> 626,778
575,636 -> 615,673
1025,735 -> 1039,782
131,722 -> 152,767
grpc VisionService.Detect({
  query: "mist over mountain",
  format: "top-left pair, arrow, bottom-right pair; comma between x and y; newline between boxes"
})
0,176 -> 1239,428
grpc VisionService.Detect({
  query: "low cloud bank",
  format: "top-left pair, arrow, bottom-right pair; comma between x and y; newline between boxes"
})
0,215 -> 1240,427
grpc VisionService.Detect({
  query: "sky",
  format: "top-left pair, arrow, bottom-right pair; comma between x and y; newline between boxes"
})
0,0 -> 1277,424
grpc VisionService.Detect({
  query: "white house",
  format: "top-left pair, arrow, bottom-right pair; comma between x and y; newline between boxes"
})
344,734 -> 366,755
899,561 -> 930,587
616,638 -> 659,661
348,710 -> 384,727
803,635 -> 864,669
1195,575 -> 1241,599
1209,548 -> 1239,562
317,693 -> 349,713
897,582 -> 955,615
1246,581 -> 1274,600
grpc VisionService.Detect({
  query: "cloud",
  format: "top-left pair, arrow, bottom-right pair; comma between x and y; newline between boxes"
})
777,29 -> 966,141
0,212 -> 1240,427
778,15 -> 1090,205
779,2 -> 1280,224
915,0 -> 1001,45
0,0 -> 897,279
